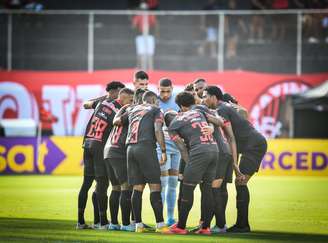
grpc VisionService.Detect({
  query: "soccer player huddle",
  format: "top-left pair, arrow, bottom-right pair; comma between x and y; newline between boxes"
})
76,71 -> 267,235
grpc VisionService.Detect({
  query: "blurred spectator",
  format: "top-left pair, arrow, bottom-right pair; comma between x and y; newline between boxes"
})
128,0 -> 140,9
132,2 -> 158,70
290,0 -> 306,9
39,106 -> 58,136
147,0 -> 159,10
303,0 -> 328,43
24,0 -> 44,11
4,0 -> 23,9
128,0 -> 159,10
198,0 -> 218,58
249,0 -> 270,43
323,14 -> 328,43
225,0 -> 248,59
270,0 -> 289,42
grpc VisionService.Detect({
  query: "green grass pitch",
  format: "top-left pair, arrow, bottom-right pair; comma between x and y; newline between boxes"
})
0,176 -> 327,243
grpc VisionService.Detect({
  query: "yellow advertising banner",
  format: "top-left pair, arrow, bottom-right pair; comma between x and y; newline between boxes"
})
1,137 -> 327,176
258,139 -> 328,176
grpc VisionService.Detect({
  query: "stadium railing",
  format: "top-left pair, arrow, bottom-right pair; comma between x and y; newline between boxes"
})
0,9 -> 328,73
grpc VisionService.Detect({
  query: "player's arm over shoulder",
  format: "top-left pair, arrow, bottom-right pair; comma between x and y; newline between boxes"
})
83,95 -> 106,109
113,104 -> 131,126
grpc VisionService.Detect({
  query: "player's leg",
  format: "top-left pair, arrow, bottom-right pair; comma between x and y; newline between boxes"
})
120,182 -> 133,230
211,178 -> 224,231
211,152 -> 232,233
138,146 -> 169,233
197,183 -> 205,229
109,187 -> 121,229
109,157 -> 134,231
158,149 -> 169,205
212,180 -> 228,233
172,152 -> 215,234
196,152 -> 218,234
106,162 -> 121,229
228,137 -> 267,233
91,190 -> 99,226
95,175 -> 109,228
132,184 -> 145,232
77,148 -> 94,229
127,144 -> 147,232
177,158 -> 186,213
149,183 -> 170,233
175,182 -> 196,233
94,147 -> 110,228
77,175 -> 94,228
166,151 -> 180,226
111,157 -> 133,230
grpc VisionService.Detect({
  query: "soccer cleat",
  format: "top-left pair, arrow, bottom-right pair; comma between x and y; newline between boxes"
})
76,223 -> 91,230
135,223 -> 152,233
155,225 -> 172,234
91,223 -> 101,229
108,223 -> 121,230
135,226 -> 146,233
227,224 -> 251,233
195,227 -> 211,235
97,224 -> 110,230
189,223 -> 202,233
166,218 -> 176,227
121,224 -> 136,232
210,224 -> 227,234
169,223 -> 188,235
143,223 -> 154,230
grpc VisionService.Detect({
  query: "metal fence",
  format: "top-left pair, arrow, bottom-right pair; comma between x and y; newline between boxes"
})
0,9 -> 328,73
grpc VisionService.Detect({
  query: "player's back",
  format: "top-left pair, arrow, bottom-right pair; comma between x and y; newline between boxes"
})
104,122 -> 128,159
217,102 -> 261,151
84,99 -> 121,147
169,109 -> 217,155
193,104 -> 231,155
126,104 -> 162,146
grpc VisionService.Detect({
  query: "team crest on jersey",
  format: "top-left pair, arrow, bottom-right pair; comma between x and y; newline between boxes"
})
249,80 -> 310,138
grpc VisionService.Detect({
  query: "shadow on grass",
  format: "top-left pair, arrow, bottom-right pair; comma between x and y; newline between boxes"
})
0,217 -> 327,243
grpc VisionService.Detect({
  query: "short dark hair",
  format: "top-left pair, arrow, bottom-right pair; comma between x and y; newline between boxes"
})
223,93 -> 238,104
142,90 -> 158,103
119,87 -> 134,96
133,88 -> 147,104
159,78 -> 172,87
106,81 -> 125,92
205,86 -> 223,101
193,78 -> 206,85
164,110 -> 177,127
135,70 -> 149,80
184,83 -> 194,92
175,91 -> 195,108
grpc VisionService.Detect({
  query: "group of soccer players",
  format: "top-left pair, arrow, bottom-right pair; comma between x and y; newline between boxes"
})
76,71 -> 267,235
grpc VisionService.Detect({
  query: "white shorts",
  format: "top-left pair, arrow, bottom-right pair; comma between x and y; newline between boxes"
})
135,35 -> 155,56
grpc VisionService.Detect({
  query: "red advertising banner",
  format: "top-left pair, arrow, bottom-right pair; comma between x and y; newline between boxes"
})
1,69 -> 327,137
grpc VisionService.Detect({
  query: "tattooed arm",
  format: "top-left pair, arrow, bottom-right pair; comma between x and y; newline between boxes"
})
169,131 -> 189,163
154,120 -> 167,165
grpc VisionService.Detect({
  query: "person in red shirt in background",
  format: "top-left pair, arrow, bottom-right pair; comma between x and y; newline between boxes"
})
147,0 -> 159,10
39,106 -> 58,136
132,1 -> 158,70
